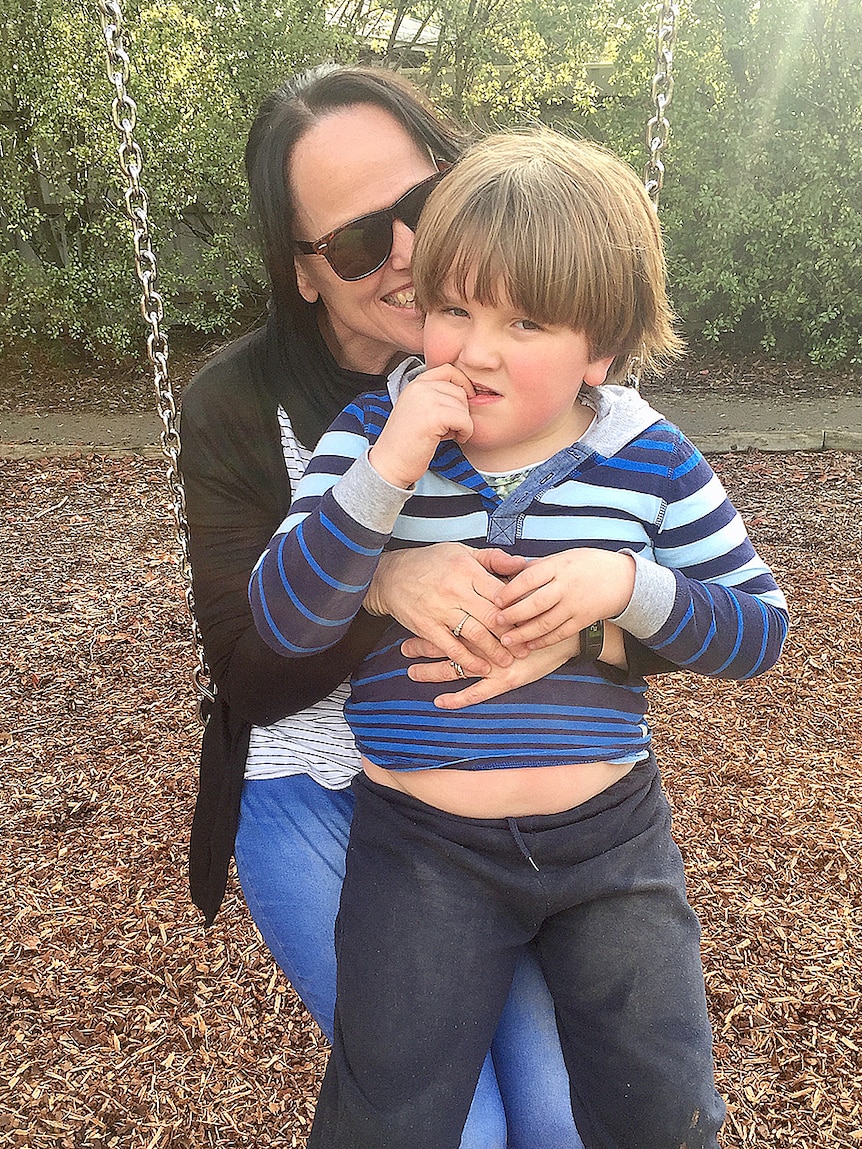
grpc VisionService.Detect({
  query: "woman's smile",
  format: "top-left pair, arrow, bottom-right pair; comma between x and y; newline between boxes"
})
383,286 -> 418,310
291,105 -> 438,373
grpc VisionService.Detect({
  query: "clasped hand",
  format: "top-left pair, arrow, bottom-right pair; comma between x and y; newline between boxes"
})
366,543 -> 525,677
368,544 -> 634,710
492,548 -> 636,650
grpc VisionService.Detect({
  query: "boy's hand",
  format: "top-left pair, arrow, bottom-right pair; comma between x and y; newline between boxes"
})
493,549 -> 637,650
369,366 -> 474,489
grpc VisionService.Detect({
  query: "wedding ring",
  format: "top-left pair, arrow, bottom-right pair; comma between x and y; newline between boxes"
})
451,611 -> 471,638
449,660 -> 467,679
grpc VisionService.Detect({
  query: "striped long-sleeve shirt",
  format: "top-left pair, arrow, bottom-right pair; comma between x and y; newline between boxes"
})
250,367 -> 788,771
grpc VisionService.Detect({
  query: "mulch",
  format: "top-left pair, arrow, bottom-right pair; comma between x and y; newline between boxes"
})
2,448 -> 861,1148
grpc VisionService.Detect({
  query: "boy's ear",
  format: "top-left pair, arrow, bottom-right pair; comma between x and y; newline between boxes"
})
294,255 -> 320,304
584,354 -> 615,387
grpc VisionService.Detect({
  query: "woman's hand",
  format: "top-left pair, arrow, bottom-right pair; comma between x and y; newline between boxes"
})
366,544 -> 528,676
402,632 -> 582,709
494,549 -> 637,650
402,620 -> 628,709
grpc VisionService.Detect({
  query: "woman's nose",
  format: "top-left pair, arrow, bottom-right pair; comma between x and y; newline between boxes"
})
389,218 -> 415,271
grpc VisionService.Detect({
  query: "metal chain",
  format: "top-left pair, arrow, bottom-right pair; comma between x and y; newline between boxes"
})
627,0 -> 680,391
96,0 -> 214,717
643,0 -> 679,208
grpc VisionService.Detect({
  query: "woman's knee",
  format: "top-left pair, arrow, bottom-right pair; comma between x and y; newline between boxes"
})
234,775 -> 354,1036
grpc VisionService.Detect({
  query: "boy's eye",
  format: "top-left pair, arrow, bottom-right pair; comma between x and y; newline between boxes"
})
514,318 -> 543,331
442,305 -> 470,318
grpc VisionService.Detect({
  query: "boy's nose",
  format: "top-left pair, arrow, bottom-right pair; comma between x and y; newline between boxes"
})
459,328 -> 499,370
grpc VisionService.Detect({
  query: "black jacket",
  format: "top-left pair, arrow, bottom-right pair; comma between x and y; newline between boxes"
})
180,313 -> 388,925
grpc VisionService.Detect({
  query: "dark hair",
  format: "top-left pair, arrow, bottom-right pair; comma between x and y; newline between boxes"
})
245,64 -> 467,325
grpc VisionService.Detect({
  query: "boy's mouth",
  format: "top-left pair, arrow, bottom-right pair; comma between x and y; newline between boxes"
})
471,383 -> 501,397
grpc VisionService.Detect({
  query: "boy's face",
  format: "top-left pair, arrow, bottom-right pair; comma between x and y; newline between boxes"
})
423,281 -> 614,472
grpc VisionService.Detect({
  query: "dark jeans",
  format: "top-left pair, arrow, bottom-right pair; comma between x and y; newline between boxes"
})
309,758 -> 725,1149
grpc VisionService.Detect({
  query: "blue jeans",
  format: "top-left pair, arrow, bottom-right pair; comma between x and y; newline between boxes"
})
235,772 -> 584,1149
310,763 -> 725,1149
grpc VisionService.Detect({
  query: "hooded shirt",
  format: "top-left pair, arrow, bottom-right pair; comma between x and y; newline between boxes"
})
250,359 -> 789,772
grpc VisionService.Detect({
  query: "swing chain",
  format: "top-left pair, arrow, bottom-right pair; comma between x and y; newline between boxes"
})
97,0 -> 214,718
627,0 -> 680,392
644,0 -> 678,208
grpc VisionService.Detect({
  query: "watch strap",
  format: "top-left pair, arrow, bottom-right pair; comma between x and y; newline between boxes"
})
579,619 -> 604,661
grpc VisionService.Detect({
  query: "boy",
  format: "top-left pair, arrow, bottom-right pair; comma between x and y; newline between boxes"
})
250,132 -> 788,1149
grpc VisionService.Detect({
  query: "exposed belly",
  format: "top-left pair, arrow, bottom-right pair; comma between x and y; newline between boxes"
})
361,756 -> 637,818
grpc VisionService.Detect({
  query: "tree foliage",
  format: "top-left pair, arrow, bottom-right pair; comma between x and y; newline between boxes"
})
0,0 -> 350,356
1,0 -> 860,365
657,0 -> 862,364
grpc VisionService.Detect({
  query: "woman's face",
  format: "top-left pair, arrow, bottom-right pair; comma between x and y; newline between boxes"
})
290,103 -> 438,375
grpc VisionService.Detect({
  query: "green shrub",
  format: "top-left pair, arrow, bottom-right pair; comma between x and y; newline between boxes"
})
2,0 -> 860,367
0,0 -> 351,357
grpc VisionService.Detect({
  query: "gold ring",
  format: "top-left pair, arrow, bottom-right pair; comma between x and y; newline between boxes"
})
451,611 -> 471,638
449,660 -> 467,679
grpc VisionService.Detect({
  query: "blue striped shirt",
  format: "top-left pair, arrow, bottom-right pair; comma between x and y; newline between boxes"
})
250,380 -> 788,771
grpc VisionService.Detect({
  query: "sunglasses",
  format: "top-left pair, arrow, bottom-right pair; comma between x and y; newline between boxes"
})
293,168 -> 447,282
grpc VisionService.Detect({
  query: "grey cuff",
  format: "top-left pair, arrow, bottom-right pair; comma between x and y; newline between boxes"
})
609,550 -> 677,640
332,449 -> 413,534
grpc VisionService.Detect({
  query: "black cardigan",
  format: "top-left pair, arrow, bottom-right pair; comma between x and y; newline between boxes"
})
180,313 -> 389,925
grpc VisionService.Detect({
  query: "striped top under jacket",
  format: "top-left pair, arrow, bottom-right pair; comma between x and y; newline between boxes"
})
250,370 -> 789,772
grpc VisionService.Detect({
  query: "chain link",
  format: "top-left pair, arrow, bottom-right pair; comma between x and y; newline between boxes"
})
643,0 -> 679,207
627,0 -> 680,391
96,0 -> 214,717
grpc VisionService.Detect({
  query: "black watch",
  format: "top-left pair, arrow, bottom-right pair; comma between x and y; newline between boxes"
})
579,619 -> 604,661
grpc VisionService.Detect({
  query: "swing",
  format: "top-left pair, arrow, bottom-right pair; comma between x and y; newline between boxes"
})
94,0 -> 679,717
96,0 -> 213,716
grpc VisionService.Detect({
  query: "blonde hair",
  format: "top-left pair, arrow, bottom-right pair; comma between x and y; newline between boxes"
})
413,130 -> 684,380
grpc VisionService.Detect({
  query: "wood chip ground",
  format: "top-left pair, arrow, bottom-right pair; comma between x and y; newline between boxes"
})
2,450 -> 860,1148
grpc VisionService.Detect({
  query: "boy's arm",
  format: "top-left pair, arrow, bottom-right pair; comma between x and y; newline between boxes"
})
249,400 -> 413,657
609,438 -> 789,679
251,366 -> 476,658
493,432 -> 788,681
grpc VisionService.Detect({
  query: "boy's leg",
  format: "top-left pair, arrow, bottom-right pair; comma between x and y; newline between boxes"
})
530,763 -> 725,1149
235,773 -> 507,1149
309,775 -> 533,1149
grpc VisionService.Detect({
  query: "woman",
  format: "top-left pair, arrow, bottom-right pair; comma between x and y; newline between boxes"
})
180,63 -> 665,1147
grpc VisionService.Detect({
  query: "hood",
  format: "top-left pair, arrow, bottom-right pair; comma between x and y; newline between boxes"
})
578,384 -> 666,457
